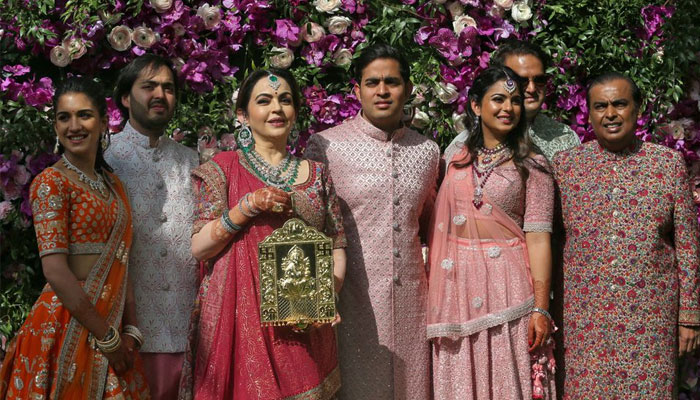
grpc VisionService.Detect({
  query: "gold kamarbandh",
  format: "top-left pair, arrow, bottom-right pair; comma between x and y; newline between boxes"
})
258,218 -> 335,327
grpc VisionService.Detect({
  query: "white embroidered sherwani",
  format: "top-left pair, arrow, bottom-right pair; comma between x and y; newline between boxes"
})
105,122 -> 198,353
305,114 -> 440,400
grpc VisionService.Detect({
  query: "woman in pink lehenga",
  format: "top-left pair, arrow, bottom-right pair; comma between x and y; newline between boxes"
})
428,67 -> 556,399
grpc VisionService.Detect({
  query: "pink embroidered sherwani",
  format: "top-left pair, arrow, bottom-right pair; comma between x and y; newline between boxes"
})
105,122 -> 199,399
305,114 -> 440,400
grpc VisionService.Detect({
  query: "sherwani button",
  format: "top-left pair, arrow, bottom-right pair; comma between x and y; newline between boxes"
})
393,274 -> 400,284
160,248 -> 167,257
393,248 -> 400,257
393,222 -> 400,231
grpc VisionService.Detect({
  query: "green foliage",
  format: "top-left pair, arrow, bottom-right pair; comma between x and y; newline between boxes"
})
534,0 -> 699,128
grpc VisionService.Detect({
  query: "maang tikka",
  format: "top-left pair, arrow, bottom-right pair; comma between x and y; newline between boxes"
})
268,74 -> 281,91
503,74 -> 517,94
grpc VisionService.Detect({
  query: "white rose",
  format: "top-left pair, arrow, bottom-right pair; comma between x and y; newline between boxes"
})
453,112 -> 468,132
314,0 -> 341,13
63,38 -> 87,60
50,45 -> 71,67
453,15 -> 477,35
302,22 -> 325,43
412,109 -> 430,129
197,3 -> 222,30
270,47 -> 294,69
150,0 -> 173,13
511,1 -> 533,22
172,22 -> 186,37
447,1 -> 464,18
132,26 -> 158,48
333,48 -> 353,66
108,25 -> 132,51
435,82 -> 459,104
326,16 -> 352,35
494,0 -> 514,10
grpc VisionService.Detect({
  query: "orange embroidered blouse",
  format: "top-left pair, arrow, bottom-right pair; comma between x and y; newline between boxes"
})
30,167 -> 119,257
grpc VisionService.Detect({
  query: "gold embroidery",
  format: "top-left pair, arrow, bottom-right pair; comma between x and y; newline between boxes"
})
37,182 -> 50,198
48,195 -> 63,210
101,284 -> 112,301
66,363 -> 77,382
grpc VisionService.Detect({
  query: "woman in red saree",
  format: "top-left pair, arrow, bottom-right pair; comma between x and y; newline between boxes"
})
428,67 -> 556,399
0,77 -> 150,399
178,69 -> 346,399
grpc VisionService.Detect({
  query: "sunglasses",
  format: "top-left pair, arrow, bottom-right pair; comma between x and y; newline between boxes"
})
527,74 -> 548,87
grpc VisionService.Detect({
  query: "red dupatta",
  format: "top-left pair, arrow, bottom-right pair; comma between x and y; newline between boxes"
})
184,151 -> 338,400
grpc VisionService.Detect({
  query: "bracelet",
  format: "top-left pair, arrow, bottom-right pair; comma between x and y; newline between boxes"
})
220,210 -> 242,233
96,326 -> 122,354
122,325 -> 144,349
243,193 -> 261,216
238,194 -> 258,218
532,307 -> 552,321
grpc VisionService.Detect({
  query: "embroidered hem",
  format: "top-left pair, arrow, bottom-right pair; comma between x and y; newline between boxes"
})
285,366 -> 341,400
523,222 -> 552,233
427,296 -> 534,339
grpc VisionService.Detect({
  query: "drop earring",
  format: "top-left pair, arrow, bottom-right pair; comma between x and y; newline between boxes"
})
237,124 -> 254,152
101,131 -> 111,151
53,137 -> 60,154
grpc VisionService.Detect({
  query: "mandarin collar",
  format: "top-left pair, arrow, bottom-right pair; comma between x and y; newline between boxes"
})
121,121 -> 163,149
352,112 -> 407,142
595,137 -> 642,161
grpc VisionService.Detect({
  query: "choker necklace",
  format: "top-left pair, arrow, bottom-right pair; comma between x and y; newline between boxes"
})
62,154 -> 108,197
241,149 -> 301,191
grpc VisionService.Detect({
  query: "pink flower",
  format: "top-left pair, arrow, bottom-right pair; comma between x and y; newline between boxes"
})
0,201 -> 13,221
2,65 -> 30,76
273,19 -> 301,47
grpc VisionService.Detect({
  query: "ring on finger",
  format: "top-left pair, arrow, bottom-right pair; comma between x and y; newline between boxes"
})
272,203 -> 284,213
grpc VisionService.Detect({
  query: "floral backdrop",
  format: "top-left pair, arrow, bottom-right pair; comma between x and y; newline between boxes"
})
1,0 -> 699,394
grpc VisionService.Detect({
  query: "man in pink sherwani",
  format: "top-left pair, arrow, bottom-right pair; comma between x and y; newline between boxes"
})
305,43 -> 440,400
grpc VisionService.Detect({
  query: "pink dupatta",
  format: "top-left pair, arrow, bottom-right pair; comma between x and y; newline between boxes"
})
427,152 -> 535,339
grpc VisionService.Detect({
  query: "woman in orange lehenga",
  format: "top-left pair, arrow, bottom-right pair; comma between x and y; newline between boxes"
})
0,77 -> 150,399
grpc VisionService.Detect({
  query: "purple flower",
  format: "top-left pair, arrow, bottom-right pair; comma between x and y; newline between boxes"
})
25,152 -> 59,176
0,201 -> 13,221
2,65 -> 30,76
272,19 -> 300,47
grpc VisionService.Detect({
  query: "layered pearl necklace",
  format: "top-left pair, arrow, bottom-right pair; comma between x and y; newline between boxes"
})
62,154 -> 108,197
472,143 -> 512,209
241,148 -> 301,191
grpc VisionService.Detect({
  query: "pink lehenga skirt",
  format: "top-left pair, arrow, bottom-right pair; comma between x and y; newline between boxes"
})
429,237 -> 555,400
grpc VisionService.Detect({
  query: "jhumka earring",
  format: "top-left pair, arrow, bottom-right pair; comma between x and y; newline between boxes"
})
53,136 -> 60,154
473,115 -> 481,130
237,124 -> 254,151
101,131 -> 111,151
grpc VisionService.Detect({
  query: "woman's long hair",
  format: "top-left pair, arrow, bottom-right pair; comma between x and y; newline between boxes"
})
53,76 -> 113,173
452,66 -> 538,182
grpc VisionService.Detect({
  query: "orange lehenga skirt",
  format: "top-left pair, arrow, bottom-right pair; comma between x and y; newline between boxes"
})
0,169 -> 150,399
0,285 -> 150,399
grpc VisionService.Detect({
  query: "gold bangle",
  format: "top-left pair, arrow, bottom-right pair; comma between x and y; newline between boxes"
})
96,326 -> 122,353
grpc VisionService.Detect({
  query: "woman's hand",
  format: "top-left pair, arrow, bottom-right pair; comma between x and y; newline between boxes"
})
331,311 -> 342,327
102,334 -> 134,375
251,187 -> 292,214
679,325 -> 700,356
528,312 -> 551,352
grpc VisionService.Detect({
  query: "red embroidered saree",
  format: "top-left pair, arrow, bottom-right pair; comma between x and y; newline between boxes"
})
179,151 -> 344,400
